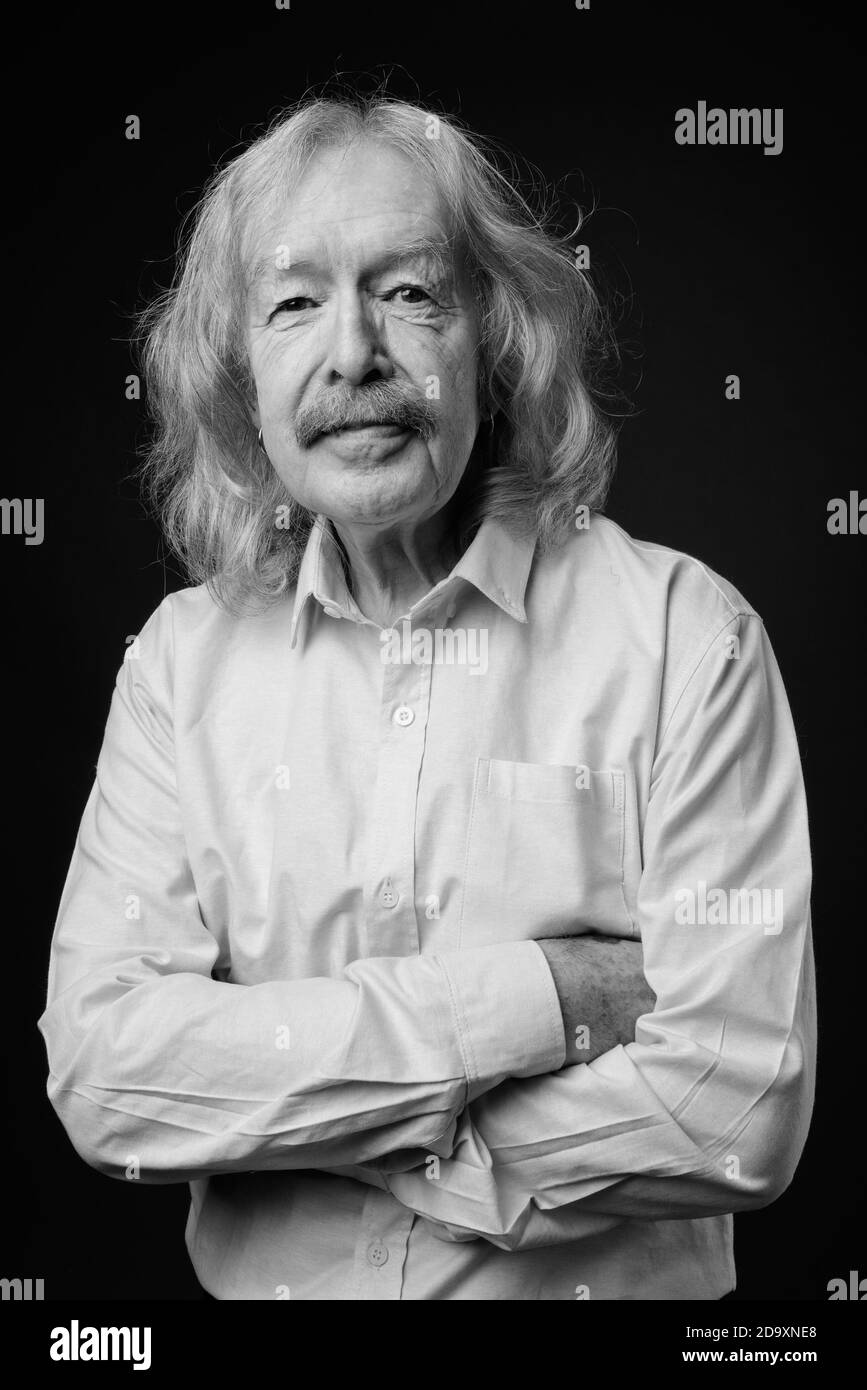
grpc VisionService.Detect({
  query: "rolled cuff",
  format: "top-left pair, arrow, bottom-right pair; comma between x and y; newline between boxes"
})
437,940 -> 566,1087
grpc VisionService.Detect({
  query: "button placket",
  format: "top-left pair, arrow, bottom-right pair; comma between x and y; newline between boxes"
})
362,640 -> 431,957
353,1189 -> 414,1299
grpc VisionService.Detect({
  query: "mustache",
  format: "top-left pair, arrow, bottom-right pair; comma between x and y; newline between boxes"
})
294,382 -> 438,448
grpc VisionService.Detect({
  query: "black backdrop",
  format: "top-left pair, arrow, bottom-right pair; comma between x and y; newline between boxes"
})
2,0 -> 862,1301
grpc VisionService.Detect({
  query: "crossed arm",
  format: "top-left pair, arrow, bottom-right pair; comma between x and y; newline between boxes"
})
38,605 -> 814,1252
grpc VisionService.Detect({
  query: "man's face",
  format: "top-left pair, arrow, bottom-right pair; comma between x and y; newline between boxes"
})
246,140 -> 483,531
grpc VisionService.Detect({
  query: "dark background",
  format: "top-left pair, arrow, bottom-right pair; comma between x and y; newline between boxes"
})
1,0 -> 862,1300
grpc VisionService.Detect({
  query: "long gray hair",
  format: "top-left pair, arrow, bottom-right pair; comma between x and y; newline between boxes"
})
136,93 -> 623,615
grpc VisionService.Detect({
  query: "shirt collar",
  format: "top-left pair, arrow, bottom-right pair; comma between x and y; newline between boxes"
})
289,512 -> 536,649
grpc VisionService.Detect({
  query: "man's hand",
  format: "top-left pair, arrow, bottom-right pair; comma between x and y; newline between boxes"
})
537,935 -> 656,1065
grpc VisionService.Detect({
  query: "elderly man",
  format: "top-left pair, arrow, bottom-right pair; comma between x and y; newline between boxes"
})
38,94 -> 815,1301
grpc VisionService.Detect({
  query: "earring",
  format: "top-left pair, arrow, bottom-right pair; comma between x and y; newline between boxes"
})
257,428 -> 268,455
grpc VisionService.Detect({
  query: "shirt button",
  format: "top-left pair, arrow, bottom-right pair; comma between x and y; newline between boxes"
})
393,705 -> 415,726
323,606 -> 342,619
367,1240 -> 389,1267
380,878 -> 398,909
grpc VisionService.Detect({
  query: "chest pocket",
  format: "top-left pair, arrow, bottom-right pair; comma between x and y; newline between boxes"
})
458,758 -> 634,946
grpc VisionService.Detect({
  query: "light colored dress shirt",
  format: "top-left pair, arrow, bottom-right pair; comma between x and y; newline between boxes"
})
39,512 -> 815,1300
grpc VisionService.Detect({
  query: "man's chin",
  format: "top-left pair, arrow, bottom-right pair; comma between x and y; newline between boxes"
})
314,466 -> 439,529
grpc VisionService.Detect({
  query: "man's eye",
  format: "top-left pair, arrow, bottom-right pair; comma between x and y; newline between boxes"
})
387,285 -> 435,305
271,297 -> 316,317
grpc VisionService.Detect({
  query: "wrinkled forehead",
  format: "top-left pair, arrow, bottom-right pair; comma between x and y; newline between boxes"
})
243,140 -> 467,293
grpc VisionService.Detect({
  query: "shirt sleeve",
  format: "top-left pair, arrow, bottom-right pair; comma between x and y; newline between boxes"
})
37,597 -> 565,1185
354,612 -> 816,1250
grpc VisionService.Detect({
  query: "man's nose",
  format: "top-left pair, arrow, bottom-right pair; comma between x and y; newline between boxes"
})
323,292 -> 392,386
